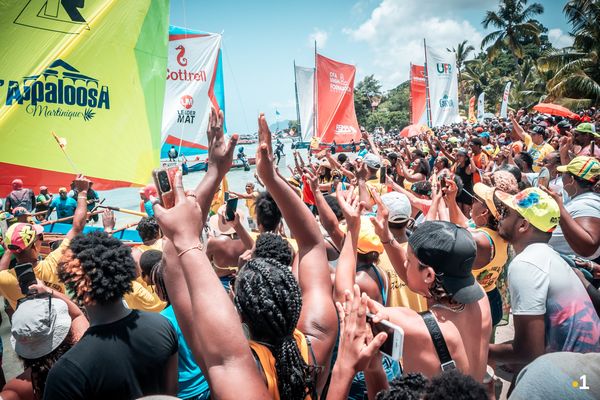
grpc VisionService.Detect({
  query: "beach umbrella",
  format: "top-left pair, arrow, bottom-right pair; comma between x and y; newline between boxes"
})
533,103 -> 578,119
400,124 -> 427,138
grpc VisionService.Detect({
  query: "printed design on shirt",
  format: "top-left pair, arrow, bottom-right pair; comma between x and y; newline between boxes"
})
545,295 -> 600,353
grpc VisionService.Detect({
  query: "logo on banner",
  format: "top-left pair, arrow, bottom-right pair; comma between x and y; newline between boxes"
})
175,45 -> 188,67
335,124 -> 357,134
439,94 -> 454,108
0,59 -> 110,122
177,95 -> 196,123
14,0 -> 90,34
328,71 -> 351,93
436,63 -> 452,74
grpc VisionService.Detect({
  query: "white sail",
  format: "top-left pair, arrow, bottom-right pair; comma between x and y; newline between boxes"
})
294,65 -> 315,142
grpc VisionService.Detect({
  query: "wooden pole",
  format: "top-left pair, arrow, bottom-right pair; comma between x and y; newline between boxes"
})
97,205 -> 147,218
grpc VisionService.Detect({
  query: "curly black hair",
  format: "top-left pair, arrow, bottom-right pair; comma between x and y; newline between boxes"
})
21,332 -> 75,400
253,233 -> 293,266
59,231 -> 136,305
139,249 -> 162,278
136,217 -> 160,242
376,373 -> 428,400
234,258 -> 315,400
423,370 -> 487,400
255,192 -> 282,232
324,195 -> 343,221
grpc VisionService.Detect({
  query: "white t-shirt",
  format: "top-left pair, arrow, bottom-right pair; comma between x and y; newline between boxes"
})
508,243 -> 600,353
549,192 -> 600,259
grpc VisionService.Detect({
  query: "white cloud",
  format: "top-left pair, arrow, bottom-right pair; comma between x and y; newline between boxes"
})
308,29 -> 328,49
345,0 -> 484,87
548,28 -> 573,49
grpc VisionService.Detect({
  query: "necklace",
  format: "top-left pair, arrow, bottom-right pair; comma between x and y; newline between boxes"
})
431,302 -> 465,313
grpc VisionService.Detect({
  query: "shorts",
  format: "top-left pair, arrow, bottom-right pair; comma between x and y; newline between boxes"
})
487,287 -> 503,327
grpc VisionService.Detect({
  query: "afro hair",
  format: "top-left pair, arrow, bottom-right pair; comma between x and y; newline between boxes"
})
59,231 -> 136,306
136,217 -> 160,242
255,192 -> 282,232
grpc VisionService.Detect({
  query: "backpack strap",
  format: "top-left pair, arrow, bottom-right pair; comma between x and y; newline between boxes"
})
419,311 -> 456,371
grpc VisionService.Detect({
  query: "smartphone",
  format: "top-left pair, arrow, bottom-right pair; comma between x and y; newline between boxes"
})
366,312 -> 404,360
537,167 -> 550,189
225,196 -> 238,221
379,166 -> 387,184
14,263 -> 36,295
152,166 -> 178,209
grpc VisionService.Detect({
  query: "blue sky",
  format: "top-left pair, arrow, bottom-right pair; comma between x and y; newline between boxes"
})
170,0 -> 572,134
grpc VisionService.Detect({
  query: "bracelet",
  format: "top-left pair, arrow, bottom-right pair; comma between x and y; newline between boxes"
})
77,196 -> 87,200
381,237 -> 395,245
177,243 -> 204,257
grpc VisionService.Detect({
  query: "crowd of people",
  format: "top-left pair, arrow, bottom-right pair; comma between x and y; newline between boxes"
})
0,105 -> 599,400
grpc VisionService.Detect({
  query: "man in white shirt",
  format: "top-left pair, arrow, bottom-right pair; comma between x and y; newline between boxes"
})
489,188 -> 600,372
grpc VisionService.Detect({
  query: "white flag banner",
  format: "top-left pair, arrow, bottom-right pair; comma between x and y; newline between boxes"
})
161,30 -> 222,158
425,46 -> 459,127
295,65 -> 315,142
500,82 -> 511,119
477,92 -> 485,122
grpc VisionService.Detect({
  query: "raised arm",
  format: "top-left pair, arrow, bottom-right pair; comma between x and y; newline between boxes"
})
510,113 -> 526,142
442,178 -> 469,228
305,170 -> 344,249
333,189 -> 362,302
66,176 -> 92,240
193,108 -> 238,225
155,173 -> 269,400
255,114 -> 337,389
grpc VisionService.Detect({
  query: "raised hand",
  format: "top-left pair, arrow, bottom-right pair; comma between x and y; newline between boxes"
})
73,175 -> 91,193
369,188 -> 392,242
207,107 -> 238,175
256,113 -> 275,181
337,185 -> 364,233
153,171 -> 203,250
303,169 -> 319,193
442,177 -> 458,201
355,161 -> 369,181
102,209 -> 116,232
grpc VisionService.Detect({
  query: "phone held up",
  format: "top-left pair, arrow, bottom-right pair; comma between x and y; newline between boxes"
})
366,312 -> 404,361
15,263 -> 37,295
152,166 -> 179,209
224,193 -> 238,221
379,166 -> 387,184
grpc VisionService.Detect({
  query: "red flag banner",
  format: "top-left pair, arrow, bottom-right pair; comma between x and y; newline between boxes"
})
468,96 -> 477,123
410,64 -> 427,124
316,54 -> 360,143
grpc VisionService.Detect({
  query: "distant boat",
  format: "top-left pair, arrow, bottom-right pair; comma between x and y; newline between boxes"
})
238,134 -> 257,144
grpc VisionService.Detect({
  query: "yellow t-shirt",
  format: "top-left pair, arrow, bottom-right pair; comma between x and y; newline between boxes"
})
124,277 -> 166,312
0,239 -> 69,310
377,243 -> 428,311
245,191 -> 259,222
524,133 -> 554,172
471,227 -> 508,292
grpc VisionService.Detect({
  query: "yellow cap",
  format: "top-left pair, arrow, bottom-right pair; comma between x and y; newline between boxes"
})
496,188 -> 560,233
556,156 -> 600,182
341,216 -> 384,254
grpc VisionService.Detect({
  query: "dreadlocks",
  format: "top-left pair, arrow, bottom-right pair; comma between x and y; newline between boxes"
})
234,258 -> 315,400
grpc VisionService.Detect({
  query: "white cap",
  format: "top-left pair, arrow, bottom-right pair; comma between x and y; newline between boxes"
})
381,192 -> 411,223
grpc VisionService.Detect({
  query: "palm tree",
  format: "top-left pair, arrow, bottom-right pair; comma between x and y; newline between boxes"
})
538,0 -> 600,103
481,0 -> 544,82
447,40 -> 475,83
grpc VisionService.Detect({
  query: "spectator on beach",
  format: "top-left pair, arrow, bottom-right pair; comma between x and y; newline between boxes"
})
46,188 -> 77,222
4,179 -> 36,213
34,186 -> 52,221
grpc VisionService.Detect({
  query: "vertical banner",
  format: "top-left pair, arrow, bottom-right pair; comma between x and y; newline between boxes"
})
468,96 -> 477,123
410,64 -> 427,125
315,54 -> 361,143
424,46 -> 459,127
477,92 -> 485,122
0,0 -> 169,196
500,82 -> 511,119
294,65 -> 315,142
161,28 -> 225,159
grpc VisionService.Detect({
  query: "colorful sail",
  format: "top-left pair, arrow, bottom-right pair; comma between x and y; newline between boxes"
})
315,54 -> 360,144
161,27 -> 225,159
294,65 -> 315,142
0,0 -> 169,196
410,64 -> 427,125
468,96 -> 477,123
500,82 -> 511,119
424,45 -> 459,127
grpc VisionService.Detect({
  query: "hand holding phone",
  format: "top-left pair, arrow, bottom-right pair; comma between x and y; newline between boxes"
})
225,195 -> 238,221
15,263 -> 37,295
366,312 -> 404,360
152,167 -> 179,209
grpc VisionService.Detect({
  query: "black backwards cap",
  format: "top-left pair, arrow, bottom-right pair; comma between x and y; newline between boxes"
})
408,221 -> 483,304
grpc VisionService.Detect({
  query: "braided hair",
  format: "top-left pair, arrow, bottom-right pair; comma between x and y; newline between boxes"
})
234,258 -> 314,400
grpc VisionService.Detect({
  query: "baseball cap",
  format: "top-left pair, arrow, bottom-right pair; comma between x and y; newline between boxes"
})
39,186 -> 48,191
574,122 -> 599,138
557,120 -> 572,130
475,127 -> 484,133
11,297 -> 71,359
357,216 -> 384,254
473,183 -> 499,219
556,156 -> 600,182
58,187 -> 67,194
381,192 -> 411,223
457,147 -> 468,156
495,187 -> 560,233
408,221 -> 483,304
363,153 -> 381,169
5,223 -> 44,253
11,207 -> 29,217
12,179 -> 23,190
479,132 -> 490,139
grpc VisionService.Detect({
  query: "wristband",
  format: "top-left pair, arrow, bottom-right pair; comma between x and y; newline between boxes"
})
177,243 -> 204,257
381,237 -> 395,245
77,196 -> 87,200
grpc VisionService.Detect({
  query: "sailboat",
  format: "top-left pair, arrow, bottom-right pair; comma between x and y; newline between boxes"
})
292,50 -> 362,153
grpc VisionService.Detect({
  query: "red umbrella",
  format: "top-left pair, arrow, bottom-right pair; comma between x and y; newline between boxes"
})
400,124 -> 427,138
533,103 -> 578,119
